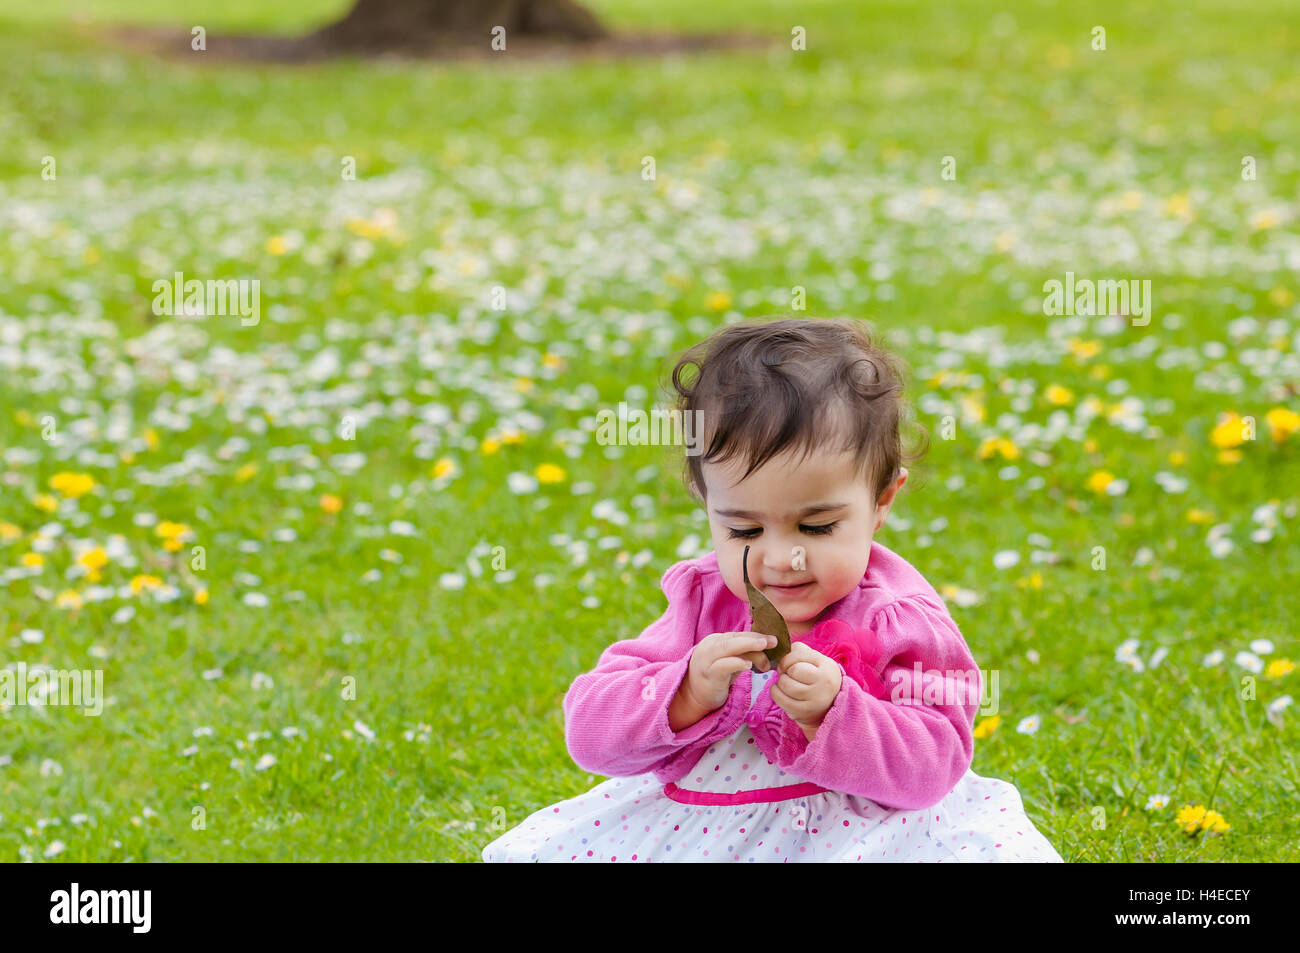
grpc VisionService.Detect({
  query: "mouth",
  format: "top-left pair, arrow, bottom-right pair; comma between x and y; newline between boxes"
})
764,581 -> 813,597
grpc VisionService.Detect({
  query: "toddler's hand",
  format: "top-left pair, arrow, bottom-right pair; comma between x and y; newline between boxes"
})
769,642 -> 842,729
684,632 -> 779,712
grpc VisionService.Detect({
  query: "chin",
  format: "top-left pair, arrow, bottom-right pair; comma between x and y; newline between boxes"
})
769,593 -> 821,620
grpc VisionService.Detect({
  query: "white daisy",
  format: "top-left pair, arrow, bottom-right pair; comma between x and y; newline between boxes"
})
506,472 -> 538,494
1234,651 -> 1263,674
1015,715 -> 1040,735
1266,695 -> 1293,728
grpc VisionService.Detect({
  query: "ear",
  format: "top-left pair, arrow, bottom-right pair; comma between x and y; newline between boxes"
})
873,467 -> 907,530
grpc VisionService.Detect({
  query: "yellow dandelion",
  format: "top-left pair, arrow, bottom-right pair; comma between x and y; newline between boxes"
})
1216,449 -> 1243,464
56,589 -> 83,610
1176,804 -> 1207,833
1088,364 -> 1112,381
1250,209 -> 1279,231
1265,407 -> 1300,443
1082,438 -> 1099,454
234,462 -> 258,482
705,291 -> 732,312
480,437 -> 501,455
1265,658 -> 1295,679
1209,412 -> 1249,449
1044,384 -> 1074,406
513,378 -> 534,394
1086,471 -> 1116,494
1121,190 -> 1144,211
1203,811 -> 1230,834
265,235 -> 289,255
1165,193 -> 1192,219
0,522 -> 21,542
144,428 -> 160,451
346,218 -> 387,239
542,352 -> 564,369
194,588 -> 209,606
319,494 -> 343,514
959,393 -> 986,423
432,458 -> 456,480
85,246 -> 100,264
49,472 -> 96,498
993,231 -> 1016,252
130,574 -> 163,594
501,429 -> 526,445
155,523 -> 191,553
1169,451 -> 1187,466
1268,286 -> 1294,308
21,552 -> 44,568
535,463 -> 567,484
973,714 -> 1001,739
1015,571 -> 1044,590
1186,508 -> 1215,524
1067,338 -> 1102,360
78,547 -> 108,571
977,437 -> 1018,461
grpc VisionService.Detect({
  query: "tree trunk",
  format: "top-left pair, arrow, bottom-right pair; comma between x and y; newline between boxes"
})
312,0 -> 608,53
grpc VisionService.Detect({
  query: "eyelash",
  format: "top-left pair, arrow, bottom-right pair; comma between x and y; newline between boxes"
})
727,522 -> 838,540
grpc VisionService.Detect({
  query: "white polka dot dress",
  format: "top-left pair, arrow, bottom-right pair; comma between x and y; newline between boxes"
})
481,670 -> 1064,862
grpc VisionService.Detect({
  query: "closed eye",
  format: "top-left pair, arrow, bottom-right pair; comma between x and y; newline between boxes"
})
801,522 -> 838,536
726,522 -> 838,539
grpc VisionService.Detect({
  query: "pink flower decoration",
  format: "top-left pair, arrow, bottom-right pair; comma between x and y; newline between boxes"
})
794,618 -> 890,699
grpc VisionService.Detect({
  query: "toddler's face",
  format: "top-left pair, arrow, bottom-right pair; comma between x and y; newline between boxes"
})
700,447 -> 906,637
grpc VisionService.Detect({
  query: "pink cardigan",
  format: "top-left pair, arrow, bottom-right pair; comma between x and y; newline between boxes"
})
562,542 -> 981,810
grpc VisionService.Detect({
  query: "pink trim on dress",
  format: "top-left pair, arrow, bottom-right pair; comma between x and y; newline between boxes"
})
663,780 -> 829,805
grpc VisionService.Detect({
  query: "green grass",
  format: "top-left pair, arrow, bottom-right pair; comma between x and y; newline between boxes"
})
0,0 -> 1298,862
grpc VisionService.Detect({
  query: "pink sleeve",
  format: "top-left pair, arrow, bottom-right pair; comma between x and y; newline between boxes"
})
562,561 -> 750,778
761,594 -> 978,810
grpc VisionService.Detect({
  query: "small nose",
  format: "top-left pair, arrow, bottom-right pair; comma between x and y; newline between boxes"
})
760,540 -> 800,573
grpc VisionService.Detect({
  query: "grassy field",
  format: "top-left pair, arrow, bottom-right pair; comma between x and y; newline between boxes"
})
1,0 -> 1298,862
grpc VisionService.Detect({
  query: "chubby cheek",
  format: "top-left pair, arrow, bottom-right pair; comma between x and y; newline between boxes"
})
814,546 -> 870,600
720,564 -> 749,605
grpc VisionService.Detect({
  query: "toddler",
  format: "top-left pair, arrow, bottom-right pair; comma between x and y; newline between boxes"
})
481,317 -> 1064,862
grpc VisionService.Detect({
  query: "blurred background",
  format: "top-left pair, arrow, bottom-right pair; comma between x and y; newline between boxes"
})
1,1 -> 1298,862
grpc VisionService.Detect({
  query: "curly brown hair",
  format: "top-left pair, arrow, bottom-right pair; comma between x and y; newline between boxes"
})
664,316 -> 928,503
